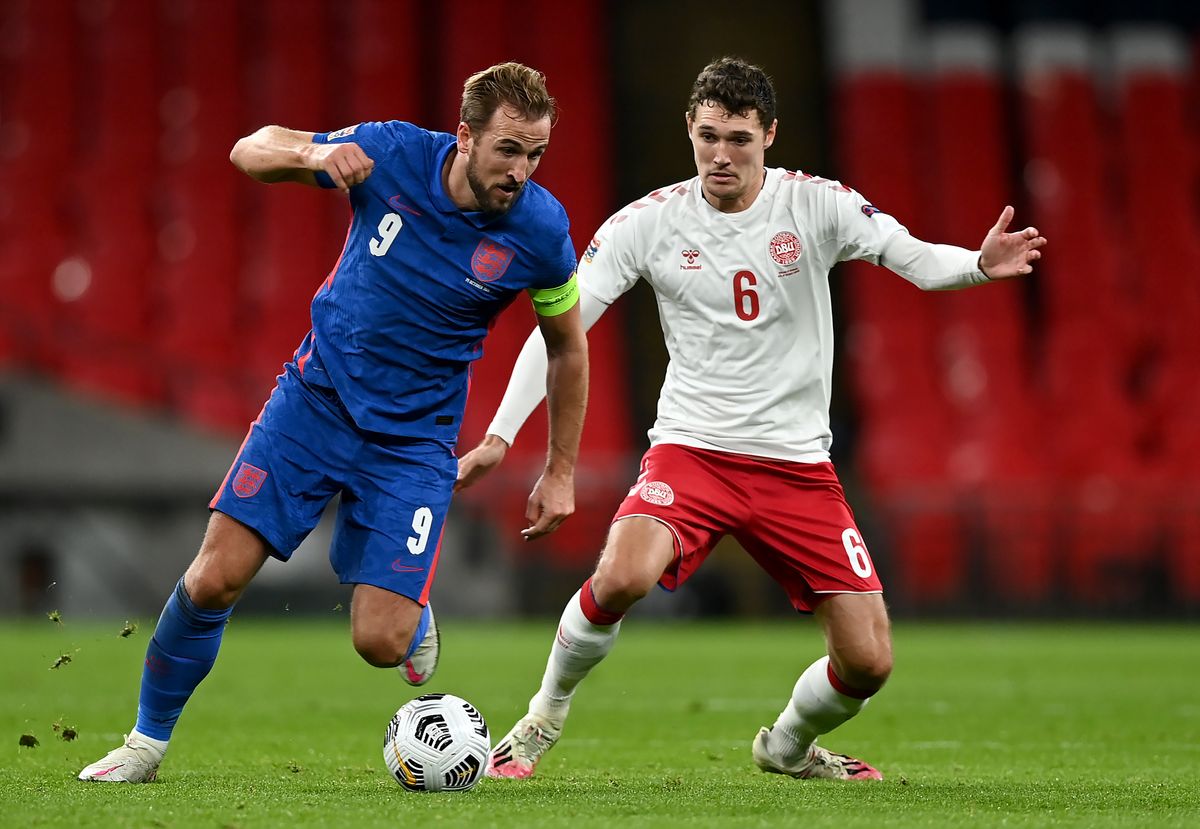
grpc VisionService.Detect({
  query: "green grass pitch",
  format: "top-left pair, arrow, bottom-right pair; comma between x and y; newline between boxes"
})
2,617 -> 1198,827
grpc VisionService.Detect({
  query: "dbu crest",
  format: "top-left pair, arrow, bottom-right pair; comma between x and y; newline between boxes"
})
471,239 -> 515,283
233,462 -> 267,498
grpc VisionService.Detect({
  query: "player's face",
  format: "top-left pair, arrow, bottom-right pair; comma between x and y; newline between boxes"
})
461,106 -> 551,214
687,103 -> 777,213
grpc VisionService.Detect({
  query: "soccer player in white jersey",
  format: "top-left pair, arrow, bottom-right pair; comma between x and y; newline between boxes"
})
458,57 -> 1047,782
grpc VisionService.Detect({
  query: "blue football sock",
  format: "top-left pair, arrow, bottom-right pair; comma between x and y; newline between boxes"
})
403,604 -> 432,661
134,577 -> 233,741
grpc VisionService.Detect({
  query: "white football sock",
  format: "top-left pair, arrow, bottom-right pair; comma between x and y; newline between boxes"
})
528,589 -> 621,730
770,655 -> 869,761
127,728 -> 169,755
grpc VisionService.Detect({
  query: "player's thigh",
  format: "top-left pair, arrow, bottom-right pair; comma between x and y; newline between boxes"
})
602,444 -> 741,605
738,461 -> 883,613
591,516 -> 677,608
332,438 -> 457,603
184,511 -> 271,609
815,592 -> 893,689
210,371 -> 348,562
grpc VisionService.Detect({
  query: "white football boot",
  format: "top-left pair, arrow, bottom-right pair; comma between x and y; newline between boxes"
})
399,605 -> 439,686
752,726 -> 883,781
485,713 -> 561,779
78,733 -> 166,783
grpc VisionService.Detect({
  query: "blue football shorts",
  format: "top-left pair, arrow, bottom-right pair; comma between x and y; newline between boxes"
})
210,367 -> 457,604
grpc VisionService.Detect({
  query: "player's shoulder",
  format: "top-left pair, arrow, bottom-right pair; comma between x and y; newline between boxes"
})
603,176 -> 699,235
774,168 -> 857,199
505,181 -> 571,262
510,180 -> 569,237
778,168 -> 879,207
328,120 -> 444,153
773,167 -> 884,221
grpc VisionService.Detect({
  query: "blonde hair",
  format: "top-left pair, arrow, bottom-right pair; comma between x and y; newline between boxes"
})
460,62 -> 557,132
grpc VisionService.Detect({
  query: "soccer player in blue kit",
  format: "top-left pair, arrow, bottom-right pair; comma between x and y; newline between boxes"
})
79,62 -> 588,783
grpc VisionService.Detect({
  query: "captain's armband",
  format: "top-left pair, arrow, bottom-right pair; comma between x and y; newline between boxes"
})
528,274 -> 579,317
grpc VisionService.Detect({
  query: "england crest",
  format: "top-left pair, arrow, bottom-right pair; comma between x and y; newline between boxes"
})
233,462 -> 267,498
471,239 -> 515,283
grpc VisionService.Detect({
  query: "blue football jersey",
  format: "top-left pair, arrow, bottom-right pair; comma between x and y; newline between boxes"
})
294,120 -> 576,440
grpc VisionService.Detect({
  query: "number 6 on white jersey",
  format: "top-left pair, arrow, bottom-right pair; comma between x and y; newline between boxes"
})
841,527 -> 873,578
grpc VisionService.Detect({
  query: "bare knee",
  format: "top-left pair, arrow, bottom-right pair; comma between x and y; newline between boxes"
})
353,623 -> 415,668
818,593 -> 894,693
830,640 -> 894,693
350,585 -> 422,668
184,567 -> 243,610
589,518 -> 675,613
184,513 -> 269,609
590,563 -> 656,612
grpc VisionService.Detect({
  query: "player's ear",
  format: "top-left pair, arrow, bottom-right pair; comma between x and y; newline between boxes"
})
763,119 -> 778,151
684,111 -> 694,136
455,122 -> 473,154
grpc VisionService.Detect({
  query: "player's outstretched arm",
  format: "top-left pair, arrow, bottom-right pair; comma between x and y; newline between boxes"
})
229,125 -> 374,193
521,301 -> 588,540
456,289 -> 607,495
978,205 -> 1047,280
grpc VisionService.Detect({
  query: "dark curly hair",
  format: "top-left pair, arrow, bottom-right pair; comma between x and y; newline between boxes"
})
686,57 -> 777,130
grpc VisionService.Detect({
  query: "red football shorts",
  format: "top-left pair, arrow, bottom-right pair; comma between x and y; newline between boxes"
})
612,443 -> 883,613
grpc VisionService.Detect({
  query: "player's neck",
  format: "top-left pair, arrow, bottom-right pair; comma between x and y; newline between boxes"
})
701,168 -> 767,214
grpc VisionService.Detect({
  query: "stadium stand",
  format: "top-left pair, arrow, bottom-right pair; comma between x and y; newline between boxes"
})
830,0 -> 1199,612
0,0 -> 77,371
1,0 -> 1196,615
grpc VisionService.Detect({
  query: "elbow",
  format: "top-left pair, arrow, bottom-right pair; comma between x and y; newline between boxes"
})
228,140 -> 246,172
229,134 -> 255,175
229,126 -> 275,180
546,341 -> 588,365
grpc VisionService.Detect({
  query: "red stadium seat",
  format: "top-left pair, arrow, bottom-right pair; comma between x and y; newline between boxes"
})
343,0 -> 423,123
155,0 -> 253,433
872,487 -> 968,609
1018,55 -> 1132,351
0,0 -> 78,370
54,0 -> 163,405
978,481 -> 1057,606
1166,491 -> 1200,604
239,0 -> 340,387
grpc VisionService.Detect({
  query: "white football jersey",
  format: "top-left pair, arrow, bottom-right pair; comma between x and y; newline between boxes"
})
579,167 -> 965,463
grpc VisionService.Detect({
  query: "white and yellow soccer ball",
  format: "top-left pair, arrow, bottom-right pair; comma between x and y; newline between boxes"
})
383,693 -> 490,792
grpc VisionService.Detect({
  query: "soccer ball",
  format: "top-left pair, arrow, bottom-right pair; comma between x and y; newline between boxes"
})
383,693 -> 490,792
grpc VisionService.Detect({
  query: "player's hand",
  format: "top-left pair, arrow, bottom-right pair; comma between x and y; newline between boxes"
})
978,205 -> 1047,280
522,469 -> 575,541
309,142 -> 375,193
454,434 -> 509,492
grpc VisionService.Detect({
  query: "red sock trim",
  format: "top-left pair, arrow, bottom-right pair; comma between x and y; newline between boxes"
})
827,661 -> 875,700
579,578 -> 624,625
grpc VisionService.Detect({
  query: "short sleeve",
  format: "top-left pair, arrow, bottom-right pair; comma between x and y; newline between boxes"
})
576,210 -> 642,306
310,121 -> 399,189
547,233 -> 577,283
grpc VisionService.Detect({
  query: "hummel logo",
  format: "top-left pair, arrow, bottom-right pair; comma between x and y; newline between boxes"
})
682,249 -> 699,264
